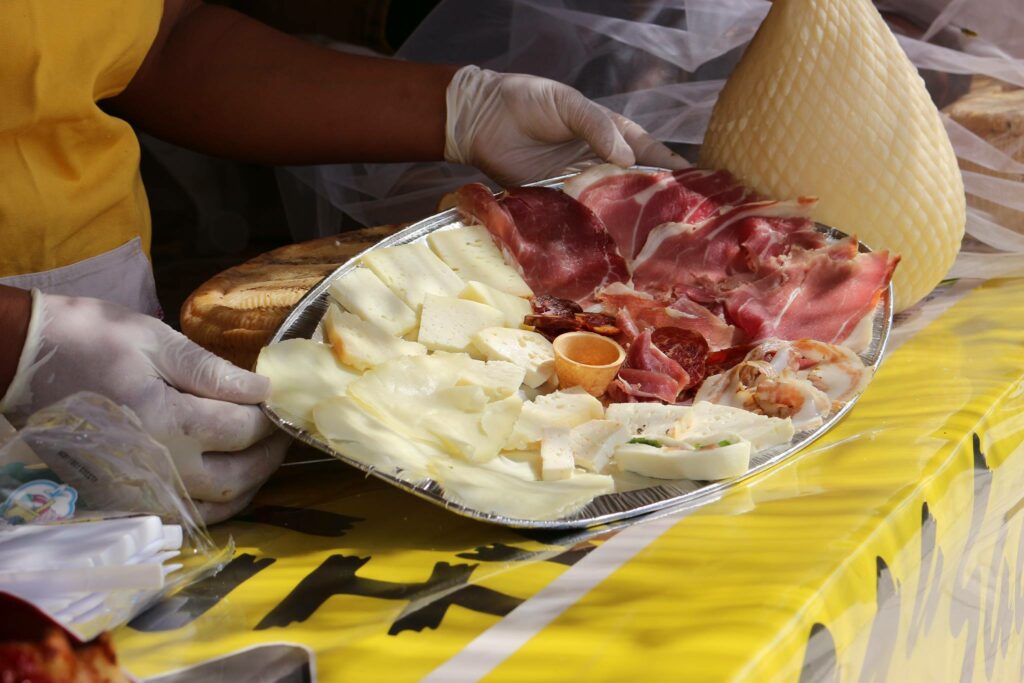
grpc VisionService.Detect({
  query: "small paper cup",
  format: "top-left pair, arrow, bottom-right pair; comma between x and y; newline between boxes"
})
552,331 -> 626,397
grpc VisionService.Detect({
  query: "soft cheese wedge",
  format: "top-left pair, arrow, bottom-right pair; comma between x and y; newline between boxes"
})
569,419 -> 630,474
605,403 -> 693,439
613,440 -> 752,481
428,224 -> 533,297
673,401 -> 794,453
255,338 -> 360,430
459,281 -> 532,328
324,304 -> 426,371
506,387 -> 605,451
539,428 -> 575,481
418,295 -> 505,353
361,242 -> 465,311
700,0 -> 965,311
329,267 -> 417,337
472,327 -> 555,388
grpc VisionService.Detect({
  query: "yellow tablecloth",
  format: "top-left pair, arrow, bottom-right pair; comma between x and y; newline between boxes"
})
116,277 -> 1024,682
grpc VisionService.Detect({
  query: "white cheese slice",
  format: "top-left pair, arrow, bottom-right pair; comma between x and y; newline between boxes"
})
312,396 -> 435,481
428,224 -> 533,297
459,281 -> 532,328
324,304 -> 426,371
255,338 -> 360,430
613,441 -> 751,481
569,419 -> 630,474
540,428 -> 575,481
605,403 -> 693,439
329,267 -> 418,337
417,295 -> 505,354
673,401 -> 795,453
506,387 -> 605,451
472,327 -> 554,388
361,242 -> 465,311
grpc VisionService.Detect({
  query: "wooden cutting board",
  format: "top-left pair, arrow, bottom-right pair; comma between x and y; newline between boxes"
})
181,225 -> 403,369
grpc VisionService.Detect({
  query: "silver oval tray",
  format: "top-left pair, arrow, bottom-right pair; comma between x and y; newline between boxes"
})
263,169 -> 893,529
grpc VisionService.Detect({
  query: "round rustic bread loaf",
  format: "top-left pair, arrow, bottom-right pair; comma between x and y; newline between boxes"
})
181,226 -> 401,369
944,76 -> 1024,234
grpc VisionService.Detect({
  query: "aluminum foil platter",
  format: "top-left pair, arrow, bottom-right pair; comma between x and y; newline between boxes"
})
263,168 -> 893,529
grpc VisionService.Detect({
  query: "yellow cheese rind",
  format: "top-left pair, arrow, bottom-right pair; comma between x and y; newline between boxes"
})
360,242 -> 465,311
329,267 -> 417,337
699,0 -> 966,311
428,225 -> 533,297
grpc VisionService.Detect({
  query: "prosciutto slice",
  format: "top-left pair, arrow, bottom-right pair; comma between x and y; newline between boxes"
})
563,164 -> 756,261
598,283 -> 738,350
631,198 -> 820,300
457,183 -> 629,305
607,330 -> 689,403
722,239 -> 899,345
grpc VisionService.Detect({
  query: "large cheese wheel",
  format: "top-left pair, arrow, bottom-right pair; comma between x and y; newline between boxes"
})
700,0 -> 966,311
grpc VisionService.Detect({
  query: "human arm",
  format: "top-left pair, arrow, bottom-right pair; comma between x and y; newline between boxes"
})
107,0 -> 686,183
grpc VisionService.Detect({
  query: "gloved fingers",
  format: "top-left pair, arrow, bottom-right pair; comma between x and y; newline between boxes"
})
609,112 -> 690,171
193,485 -> 261,525
552,88 -> 636,168
181,432 -> 290,503
171,389 -> 275,453
156,333 -> 270,405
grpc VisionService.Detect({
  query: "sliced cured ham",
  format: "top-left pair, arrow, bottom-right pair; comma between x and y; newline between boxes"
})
457,183 -> 629,305
722,239 -> 898,345
563,164 -> 756,261
631,198 -> 819,300
606,328 -> 709,404
598,283 -> 738,351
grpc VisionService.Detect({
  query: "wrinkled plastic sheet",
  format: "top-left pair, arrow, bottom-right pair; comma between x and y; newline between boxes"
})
286,0 -> 1024,285
0,393 -> 230,640
113,276 -> 1024,681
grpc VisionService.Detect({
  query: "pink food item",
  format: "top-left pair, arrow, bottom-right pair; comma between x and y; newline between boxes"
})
456,183 -> 629,305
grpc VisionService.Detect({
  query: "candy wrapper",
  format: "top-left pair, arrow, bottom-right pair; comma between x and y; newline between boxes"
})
0,392 -> 231,641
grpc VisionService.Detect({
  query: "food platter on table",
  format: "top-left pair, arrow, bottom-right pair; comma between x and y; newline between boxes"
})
257,166 -> 894,529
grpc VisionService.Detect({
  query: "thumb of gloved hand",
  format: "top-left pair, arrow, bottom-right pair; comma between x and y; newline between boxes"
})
445,66 -> 688,186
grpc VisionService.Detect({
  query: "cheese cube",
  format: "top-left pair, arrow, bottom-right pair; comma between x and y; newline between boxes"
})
361,242 -> 464,311
459,281 -> 532,328
674,401 -> 794,453
324,304 -> 426,371
506,387 -> 605,451
417,295 -> 505,353
329,267 -> 417,337
472,327 -> 554,388
540,428 -> 575,481
605,403 -> 693,439
569,419 -> 630,473
428,225 -> 532,297
613,441 -> 751,481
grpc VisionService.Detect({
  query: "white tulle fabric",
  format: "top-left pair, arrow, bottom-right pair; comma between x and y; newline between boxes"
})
289,0 -> 1024,281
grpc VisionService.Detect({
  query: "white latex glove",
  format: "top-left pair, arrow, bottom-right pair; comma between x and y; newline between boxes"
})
444,65 -> 689,186
0,290 -> 289,523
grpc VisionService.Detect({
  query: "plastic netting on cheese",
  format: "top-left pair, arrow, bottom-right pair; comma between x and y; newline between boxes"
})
287,0 -> 1024,281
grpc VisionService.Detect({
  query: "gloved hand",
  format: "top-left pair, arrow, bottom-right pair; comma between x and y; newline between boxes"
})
0,290 -> 289,523
444,65 -> 689,186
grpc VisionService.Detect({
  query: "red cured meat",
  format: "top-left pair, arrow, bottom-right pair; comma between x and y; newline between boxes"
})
651,328 -> 709,389
564,165 -> 756,261
457,183 -> 629,305
598,283 -> 739,350
723,238 -> 899,345
607,330 -> 689,403
631,198 -> 819,300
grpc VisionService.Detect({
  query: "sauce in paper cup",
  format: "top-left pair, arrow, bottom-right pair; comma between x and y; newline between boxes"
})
552,332 -> 626,397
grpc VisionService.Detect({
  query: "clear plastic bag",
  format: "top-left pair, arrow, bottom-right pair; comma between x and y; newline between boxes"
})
0,392 -> 231,640
286,0 -> 1024,282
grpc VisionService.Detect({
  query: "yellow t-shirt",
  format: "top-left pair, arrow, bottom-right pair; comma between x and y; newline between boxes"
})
0,1 -> 162,277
